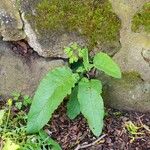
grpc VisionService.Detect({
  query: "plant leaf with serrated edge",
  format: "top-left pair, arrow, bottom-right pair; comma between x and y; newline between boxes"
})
27,67 -> 78,133
78,78 -> 104,136
67,86 -> 80,120
93,52 -> 121,78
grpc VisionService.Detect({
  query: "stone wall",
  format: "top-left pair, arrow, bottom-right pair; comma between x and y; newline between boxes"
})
0,0 -> 150,112
105,0 -> 150,112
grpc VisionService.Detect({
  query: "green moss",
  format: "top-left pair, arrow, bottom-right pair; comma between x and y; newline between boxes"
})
114,71 -> 142,89
28,0 -> 121,48
122,71 -> 141,82
132,2 -> 150,33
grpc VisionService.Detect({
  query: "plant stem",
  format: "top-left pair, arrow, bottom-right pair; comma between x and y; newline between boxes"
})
75,134 -> 107,150
4,106 -> 11,131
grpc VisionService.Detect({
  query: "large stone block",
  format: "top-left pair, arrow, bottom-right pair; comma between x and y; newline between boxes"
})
104,72 -> 150,112
0,0 -> 26,41
104,0 -> 150,112
20,0 -> 121,57
0,40 -> 64,96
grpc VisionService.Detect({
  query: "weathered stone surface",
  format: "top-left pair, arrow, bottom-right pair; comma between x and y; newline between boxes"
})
20,0 -> 121,58
0,39 -> 65,96
115,33 -> 150,81
104,0 -> 150,112
104,72 -> 150,112
0,0 -> 121,57
111,0 -> 150,81
0,0 -> 26,41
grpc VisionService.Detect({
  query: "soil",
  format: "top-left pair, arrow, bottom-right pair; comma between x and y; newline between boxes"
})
48,104 -> 150,150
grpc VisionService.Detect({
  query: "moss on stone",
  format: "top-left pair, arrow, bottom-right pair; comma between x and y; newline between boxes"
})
132,2 -> 150,33
122,71 -> 141,82
28,0 -> 121,49
113,71 -> 142,89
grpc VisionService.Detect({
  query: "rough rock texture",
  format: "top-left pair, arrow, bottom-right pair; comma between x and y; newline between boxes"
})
20,0 -> 121,57
0,0 -> 26,41
105,0 -> 150,112
104,72 -> 150,112
0,39 -> 64,96
110,0 -> 150,81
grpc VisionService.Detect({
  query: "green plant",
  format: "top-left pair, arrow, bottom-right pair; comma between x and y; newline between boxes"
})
124,121 -> 144,143
125,121 -> 141,135
27,42 -> 121,136
12,92 -> 32,110
0,97 -> 61,150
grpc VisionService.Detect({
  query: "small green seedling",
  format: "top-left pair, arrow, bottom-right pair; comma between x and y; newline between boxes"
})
125,121 -> 141,135
12,92 -> 32,110
0,97 -> 61,150
125,121 -> 144,143
113,111 -> 122,117
27,42 -> 121,137
12,92 -> 21,101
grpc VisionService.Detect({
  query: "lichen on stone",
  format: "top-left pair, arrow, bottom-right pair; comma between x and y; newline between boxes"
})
28,0 -> 121,49
132,2 -> 150,33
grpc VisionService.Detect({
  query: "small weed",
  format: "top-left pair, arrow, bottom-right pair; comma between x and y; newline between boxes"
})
124,121 -> 144,143
12,92 -> 32,110
0,94 -> 61,150
113,111 -> 122,117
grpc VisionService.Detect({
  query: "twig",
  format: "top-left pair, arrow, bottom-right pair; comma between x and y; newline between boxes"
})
138,115 -> 150,133
74,134 -> 107,150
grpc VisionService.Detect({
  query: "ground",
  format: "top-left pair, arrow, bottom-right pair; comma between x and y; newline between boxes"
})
49,103 -> 150,150
0,96 -> 150,150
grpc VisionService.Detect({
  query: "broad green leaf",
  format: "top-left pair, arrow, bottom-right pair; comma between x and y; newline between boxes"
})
93,52 -> 121,78
78,78 -> 104,136
67,86 -> 80,120
27,67 -> 78,133
46,138 -> 62,150
0,109 -> 5,125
